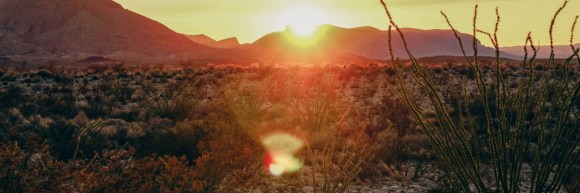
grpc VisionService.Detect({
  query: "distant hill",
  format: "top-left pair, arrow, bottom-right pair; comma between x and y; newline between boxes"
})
250,25 -> 519,61
501,44 -> 580,59
0,0 -> 227,63
417,56 -> 517,64
186,35 -> 241,49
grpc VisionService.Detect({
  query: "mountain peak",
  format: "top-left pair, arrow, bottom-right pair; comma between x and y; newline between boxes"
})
351,26 -> 381,32
218,37 -> 239,45
0,0 -> 216,61
187,34 -> 216,44
186,35 -> 241,49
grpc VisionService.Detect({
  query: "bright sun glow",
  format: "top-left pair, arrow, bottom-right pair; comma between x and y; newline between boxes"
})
281,6 -> 327,37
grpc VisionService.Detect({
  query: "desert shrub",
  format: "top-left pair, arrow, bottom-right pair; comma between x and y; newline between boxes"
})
24,91 -> 79,119
143,86 -> 197,121
0,70 -> 17,81
285,74 -> 376,193
17,118 -> 107,161
134,120 -> 205,162
86,64 -> 109,74
111,103 -> 141,122
194,122 -> 262,192
83,92 -> 114,119
0,143 -> 206,193
0,85 -> 26,109
455,66 -> 476,79
382,0 -> 580,192
0,143 -> 68,193
110,82 -> 135,105
358,96 -> 422,181
385,66 -> 397,76
361,93 -> 432,182
71,149 -> 202,193
223,77 -> 272,136
378,95 -> 415,137
35,69 -> 53,78
53,74 -> 74,85
0,66 -> 315,192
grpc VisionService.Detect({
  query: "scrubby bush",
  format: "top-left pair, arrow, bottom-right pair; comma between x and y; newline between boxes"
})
0,70 -> 17,81
83,92 -> 114,119
382,0 -> 580,192
143,86 -> 197,121
134,119 -> 205,162
0,85 -> 26,109
35,69 -> 53,78
25,92 -> 79,119
194,122 -> 262,192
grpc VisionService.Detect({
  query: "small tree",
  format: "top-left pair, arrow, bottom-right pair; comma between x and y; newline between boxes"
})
380,0 -> 580,192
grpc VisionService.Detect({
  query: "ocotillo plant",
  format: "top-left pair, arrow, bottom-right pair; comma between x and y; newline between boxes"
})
380,0 -> 579,192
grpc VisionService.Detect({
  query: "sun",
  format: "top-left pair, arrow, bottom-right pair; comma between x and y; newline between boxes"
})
281,6 -> 327,37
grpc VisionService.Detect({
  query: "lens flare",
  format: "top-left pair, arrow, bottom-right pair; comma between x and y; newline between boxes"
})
261,132 -> 304,154
268,163 -> 285,176
261,132 -> 305,176
264,152 -> 302,176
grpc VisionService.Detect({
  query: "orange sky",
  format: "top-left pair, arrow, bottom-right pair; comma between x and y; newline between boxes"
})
114,0 -> 579,46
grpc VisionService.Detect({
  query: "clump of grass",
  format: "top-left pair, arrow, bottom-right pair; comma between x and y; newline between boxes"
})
380,0 -> 579,192
223,75 -> 272,137
286,74 -> 376,193
143,86 -> 197,121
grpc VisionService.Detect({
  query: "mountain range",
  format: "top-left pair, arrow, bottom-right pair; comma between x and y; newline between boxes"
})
249,25 -> 520,61
501,44 -> 580,59
0,0 -> 226,63
0,0 -> 576,65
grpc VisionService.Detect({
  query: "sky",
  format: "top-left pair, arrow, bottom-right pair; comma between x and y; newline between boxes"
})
114,0 -> 580,46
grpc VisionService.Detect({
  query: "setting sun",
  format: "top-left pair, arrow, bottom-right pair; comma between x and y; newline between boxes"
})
281,6 -> 328,37
114,0 -> 579,46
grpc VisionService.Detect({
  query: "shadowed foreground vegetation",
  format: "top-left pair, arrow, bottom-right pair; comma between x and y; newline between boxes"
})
0,63 -> 438,192
382,0 -> 579,192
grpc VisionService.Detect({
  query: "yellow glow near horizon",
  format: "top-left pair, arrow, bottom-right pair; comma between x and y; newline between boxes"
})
114,0 -> 580,46
281,6 -> 328,37
283,25 -> 330,48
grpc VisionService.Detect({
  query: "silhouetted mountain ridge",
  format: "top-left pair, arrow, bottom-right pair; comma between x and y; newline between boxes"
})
501,44 -> 580,59
249,25 -> 519,60
0,1 -> 527,64
0,0 -> 227,62
186,34 -> 241,49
